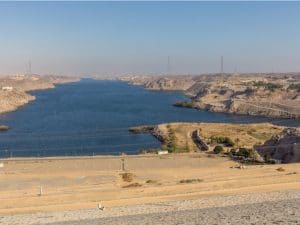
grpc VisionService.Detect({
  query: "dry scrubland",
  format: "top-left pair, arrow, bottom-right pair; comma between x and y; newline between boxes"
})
155,122 -> 284,152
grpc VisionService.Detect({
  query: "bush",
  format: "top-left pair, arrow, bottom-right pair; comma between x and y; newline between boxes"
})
263,154 -> 272,162
213,145 -> 224,154
179,178 -> 203,184
120,173 -> 133,182
236,147 -> 253,158
210,136 -> 234,147
253,81 -> 283,92
228,148 -> 237,157
288,83 -> 300,92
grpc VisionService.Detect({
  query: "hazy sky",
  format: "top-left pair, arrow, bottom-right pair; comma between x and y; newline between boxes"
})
0,1 -> 300,76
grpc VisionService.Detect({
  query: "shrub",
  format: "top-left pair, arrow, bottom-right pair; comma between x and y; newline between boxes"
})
228,148 -> 237,157
210,136 -> 234,147
179,178 -> 203,184
213,145 -> 224,154
253,81 -> 283,92
236,147 -> 253,158
122,183 -> 142,188
263,154 -> 272,163
276,167 -> 285,172
288,83 -> 300,92
120,173 -> 133,182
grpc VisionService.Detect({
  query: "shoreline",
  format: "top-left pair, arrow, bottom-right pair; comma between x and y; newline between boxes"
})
0,75 -> 80,116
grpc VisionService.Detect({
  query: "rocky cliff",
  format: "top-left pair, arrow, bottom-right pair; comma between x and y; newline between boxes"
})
121,73 -> 300,119
255,128 -> 300,163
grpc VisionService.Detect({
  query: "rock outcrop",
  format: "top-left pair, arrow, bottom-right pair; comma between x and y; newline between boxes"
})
120,73 -> 300,119
0,75 -> 79,114
255,128 -> 300,163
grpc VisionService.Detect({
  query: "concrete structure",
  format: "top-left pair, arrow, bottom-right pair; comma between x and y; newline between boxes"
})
2,86 -> 13,91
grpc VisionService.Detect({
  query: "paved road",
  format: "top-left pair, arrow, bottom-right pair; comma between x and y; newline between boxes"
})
48,198 -> 300,225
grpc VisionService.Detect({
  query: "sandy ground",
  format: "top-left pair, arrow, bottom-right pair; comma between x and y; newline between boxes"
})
0,153 -> 300,216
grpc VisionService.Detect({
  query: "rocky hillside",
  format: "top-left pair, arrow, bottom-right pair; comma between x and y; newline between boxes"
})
120,75 -> 196,91
121,73 -> 300,119
0,75 -> 79,114
255,128 -> 300,163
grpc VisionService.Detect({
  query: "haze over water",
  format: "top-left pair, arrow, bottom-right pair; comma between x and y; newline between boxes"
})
0,79 -> 298,157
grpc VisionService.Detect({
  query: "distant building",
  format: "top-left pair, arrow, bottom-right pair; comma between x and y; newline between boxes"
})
2,86 -> 13,91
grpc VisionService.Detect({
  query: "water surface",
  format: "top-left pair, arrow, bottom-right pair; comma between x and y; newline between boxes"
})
0,79 -> 298,157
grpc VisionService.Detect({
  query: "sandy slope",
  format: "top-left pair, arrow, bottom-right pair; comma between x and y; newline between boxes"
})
1,190 -> 299,225
0,154 -> 299,215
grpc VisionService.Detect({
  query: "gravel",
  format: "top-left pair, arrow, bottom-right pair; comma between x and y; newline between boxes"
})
1,190 -> 300,225
50,198 -> 300,225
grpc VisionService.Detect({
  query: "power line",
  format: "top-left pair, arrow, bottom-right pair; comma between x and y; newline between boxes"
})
27,60 -> 32,75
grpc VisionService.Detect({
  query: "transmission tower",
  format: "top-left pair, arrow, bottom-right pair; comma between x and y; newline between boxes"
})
27,60 -> 32,75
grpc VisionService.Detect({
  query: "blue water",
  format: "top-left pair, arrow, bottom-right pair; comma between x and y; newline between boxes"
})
0,79 -> 298,158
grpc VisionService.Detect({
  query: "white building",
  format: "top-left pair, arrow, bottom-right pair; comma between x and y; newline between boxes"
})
2,86 -> 13,91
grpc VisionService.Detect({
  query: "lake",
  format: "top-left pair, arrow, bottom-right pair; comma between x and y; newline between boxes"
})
0,79 -> 298,157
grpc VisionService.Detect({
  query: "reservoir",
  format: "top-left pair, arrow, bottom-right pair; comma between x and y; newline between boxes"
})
0,79 -> 298,157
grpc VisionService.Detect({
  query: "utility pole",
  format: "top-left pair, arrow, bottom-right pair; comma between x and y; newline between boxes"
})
121,158 -> 125,171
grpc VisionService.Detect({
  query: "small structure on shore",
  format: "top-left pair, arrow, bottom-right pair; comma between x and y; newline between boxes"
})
2,86 -> 13,91
157,150 -> 168,155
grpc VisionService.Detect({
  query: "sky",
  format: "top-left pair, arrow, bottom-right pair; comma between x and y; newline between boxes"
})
0,1 -> 300,77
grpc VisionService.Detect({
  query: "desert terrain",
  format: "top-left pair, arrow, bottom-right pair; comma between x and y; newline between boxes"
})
0,154 -> 299,224
121,73 -> 300,119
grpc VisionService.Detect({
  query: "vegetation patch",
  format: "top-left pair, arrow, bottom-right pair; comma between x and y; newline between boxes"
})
179,178 -> 203,184
286,172 -> 297,175
120,172 -> 134,182
209,136 -> 234,147
122,183 -> 142,188
252,81 -> 283,92
276,167 -> 285,172
288,83 -> 300,92
146,179 -> 157,184
230,147 -> 256,159
163,125 -> 182,153
213,145 -> 224,154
